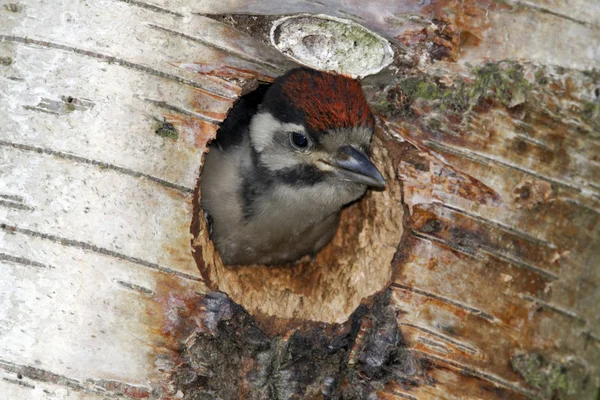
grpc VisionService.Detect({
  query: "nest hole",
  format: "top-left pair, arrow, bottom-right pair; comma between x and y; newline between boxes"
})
191,84 -> 404,329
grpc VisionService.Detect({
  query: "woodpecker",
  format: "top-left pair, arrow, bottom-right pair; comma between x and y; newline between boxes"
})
201,67 -> 385,265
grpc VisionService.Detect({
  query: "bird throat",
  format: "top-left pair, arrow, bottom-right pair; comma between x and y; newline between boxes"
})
241,146 -> 329,223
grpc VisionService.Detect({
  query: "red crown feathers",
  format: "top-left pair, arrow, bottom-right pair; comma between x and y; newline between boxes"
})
281,70 -> 374,133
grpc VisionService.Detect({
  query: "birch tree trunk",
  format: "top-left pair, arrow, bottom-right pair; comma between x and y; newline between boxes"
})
1,0 -> 598,399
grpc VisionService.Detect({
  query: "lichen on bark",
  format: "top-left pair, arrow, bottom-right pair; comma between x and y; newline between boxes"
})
511,353 -> 588,400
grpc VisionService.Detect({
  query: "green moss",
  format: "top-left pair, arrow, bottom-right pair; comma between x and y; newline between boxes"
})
372,98 -> 393,114
468,62 -> 530,107
581,100 -> 600,131
414,81 -> 440,99
511,353 -> 586,399
535,70 -> 549,85
398,61 -> 532,112
154,118 -> 178,140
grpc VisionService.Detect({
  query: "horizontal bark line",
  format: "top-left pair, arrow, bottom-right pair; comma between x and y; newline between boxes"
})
391,390 -> 418,400
0,357 -> 152,398
0,140 -> 194,194
399,322 -> 480,355
586,331 -> 600,343
299,0 -> 326,7
564,197 -> 600,216
0,199 -> 34,212
147,23 -> 285,71
411,228 -> 560,283
409,349 -> 538,398
338,10 -> 365,21
437,202 -> 557,249
143,97 -> 223,123
391,282 -> 497,322
410,229 -> 485,259
589,182 -> 600,191
423,139 -> 600,199
0,358 -> 87,394
503,0 -> 596,28
419,205 -> 560,281
2,377 -> 35,389
519,294 -> 587,323
22,105 -> 60,116
479,248 -> 559,281
514,133 -> 553,150
114,0 -> 184,17
0,252 -> 53,269
115,279 -> 155,295
417,337 -> 451,353
0,223 -> 202,282
0,35 -> 237,100
0,194 -> 25,203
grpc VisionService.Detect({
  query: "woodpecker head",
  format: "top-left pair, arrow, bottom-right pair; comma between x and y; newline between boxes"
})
248,68 -> 385,209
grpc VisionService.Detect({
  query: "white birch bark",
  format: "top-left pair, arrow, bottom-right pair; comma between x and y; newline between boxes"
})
0,0 -> 598,398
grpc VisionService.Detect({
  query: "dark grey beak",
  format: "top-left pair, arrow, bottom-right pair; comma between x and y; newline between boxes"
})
329,145 -> 386,189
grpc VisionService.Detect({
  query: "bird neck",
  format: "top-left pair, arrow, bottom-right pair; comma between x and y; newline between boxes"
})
239,144 -> 274,220
240,144 -> 341,229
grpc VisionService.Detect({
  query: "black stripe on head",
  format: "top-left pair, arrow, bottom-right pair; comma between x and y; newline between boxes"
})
275,164 -> 324,186
214,85 -> 270,151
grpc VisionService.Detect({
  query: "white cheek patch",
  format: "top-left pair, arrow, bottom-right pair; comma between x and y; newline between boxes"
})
249,112 -> 306,153
249,112 -> 281,153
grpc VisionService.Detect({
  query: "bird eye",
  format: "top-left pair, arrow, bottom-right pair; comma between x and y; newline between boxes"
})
290,132 -> 309,149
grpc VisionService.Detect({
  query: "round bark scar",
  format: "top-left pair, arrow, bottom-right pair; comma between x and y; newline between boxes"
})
270,14 -> 394,78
